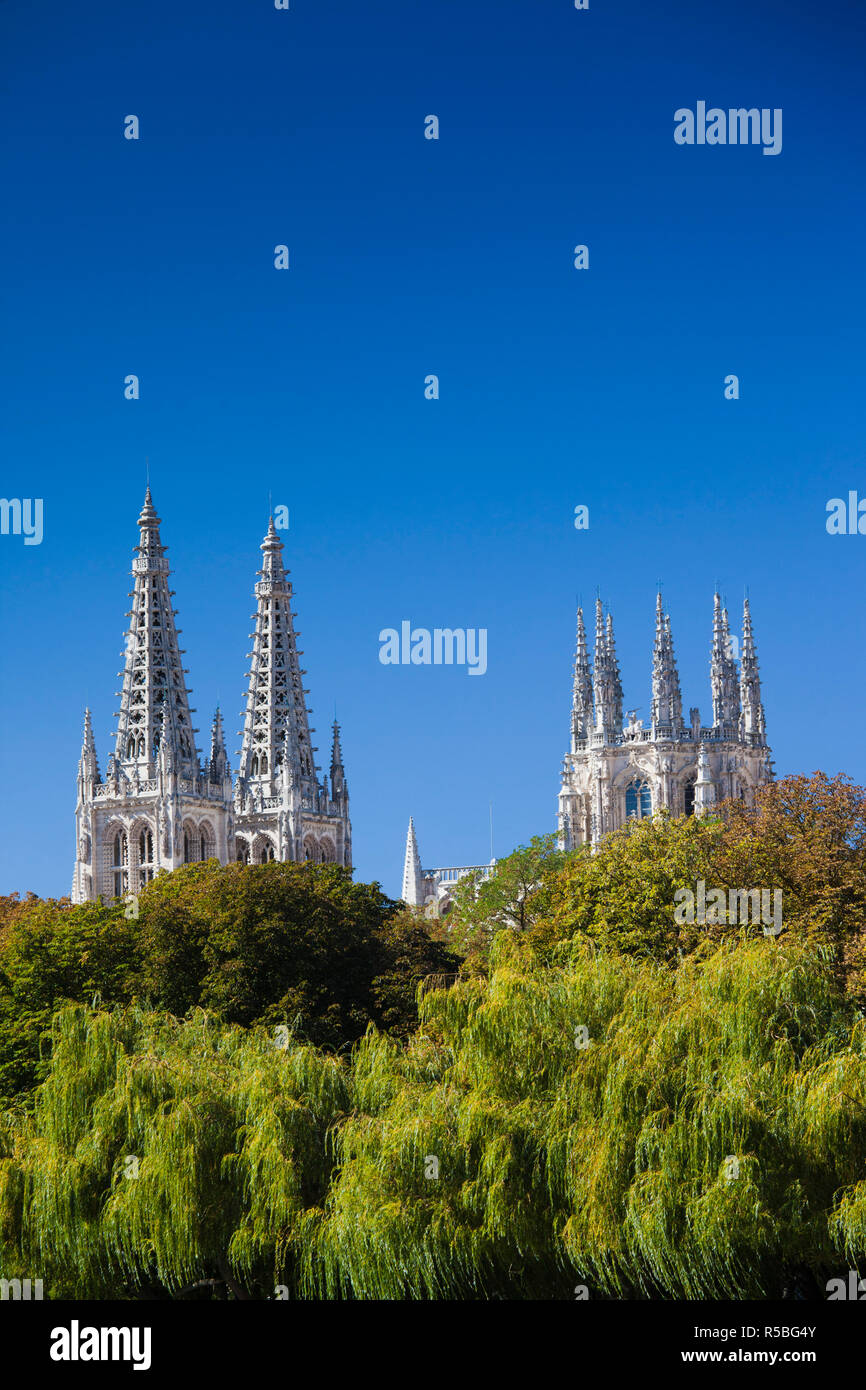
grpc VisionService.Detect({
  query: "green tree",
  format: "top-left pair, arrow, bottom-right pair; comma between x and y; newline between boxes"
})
0,1005 -> 349,1299
0,897 -> 140,1104
444,833 -> 567,969
309,932 -> 866,1300
0,863 -> 459,1105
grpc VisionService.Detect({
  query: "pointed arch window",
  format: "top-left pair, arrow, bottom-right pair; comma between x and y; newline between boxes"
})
237,841 -> 250,865
138,827 -> 155,885
112,831 -> 129,898
184,831 -> 192,863
625,780 -> 652,820
683,780 -> 696,817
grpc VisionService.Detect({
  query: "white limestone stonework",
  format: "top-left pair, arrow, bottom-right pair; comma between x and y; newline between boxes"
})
557,594 -> 771,849
72,493 -> 350,903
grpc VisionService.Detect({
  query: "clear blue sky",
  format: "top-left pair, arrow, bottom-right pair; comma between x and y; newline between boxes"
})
1,0 -> 864,901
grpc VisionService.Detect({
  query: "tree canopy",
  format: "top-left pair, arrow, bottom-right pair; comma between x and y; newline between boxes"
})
2,772 -> 866,1298
0,861 -> 460,1105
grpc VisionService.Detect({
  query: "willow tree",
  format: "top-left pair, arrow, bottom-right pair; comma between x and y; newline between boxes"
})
0,1005 -> 349,1298
307,932 -> 866,1299
5,936 -> 866,1300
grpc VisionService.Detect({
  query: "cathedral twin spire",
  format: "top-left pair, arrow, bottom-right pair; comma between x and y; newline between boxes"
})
73,490 -> 351,900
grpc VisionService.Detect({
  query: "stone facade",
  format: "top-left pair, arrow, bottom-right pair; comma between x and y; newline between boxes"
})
71,492 -> 350,903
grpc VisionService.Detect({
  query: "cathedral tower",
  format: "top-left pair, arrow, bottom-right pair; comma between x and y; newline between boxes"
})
233,519 -> 351,866
558,591 -> 772,851
71,491 -> 233,902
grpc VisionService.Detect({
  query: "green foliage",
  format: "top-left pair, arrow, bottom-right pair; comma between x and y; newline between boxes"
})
526,775 -> 866,981
0,898 -> 140,1103
0,863 -> 459,1107
531,812 -> 722,963
306,933 -> 866,1300
0,1005 -> 349,1298
135,860 -> 396,1045
3,773 -> 866,1298
444,834 -> 567,967
716,773 -> 866,992
5,933 -> 866,1299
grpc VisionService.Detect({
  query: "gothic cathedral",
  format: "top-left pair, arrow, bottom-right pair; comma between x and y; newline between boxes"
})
71,491 -> 351,903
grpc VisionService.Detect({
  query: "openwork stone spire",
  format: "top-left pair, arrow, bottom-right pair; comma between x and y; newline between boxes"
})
72,492 -> 233,903
593,599 -> 623,737
571,607 -> 594,745
237,518 -> 317,797
234,518 -> 351,867
114,489 -> 199,779
651,594 -> 683,731
739,597 -> 766,742
710,592 -> 740,730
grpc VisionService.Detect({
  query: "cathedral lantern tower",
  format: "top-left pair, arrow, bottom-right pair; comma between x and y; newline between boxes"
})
71,491 -> 233,902
233,519 -> 351,867
558,591 -> 772,850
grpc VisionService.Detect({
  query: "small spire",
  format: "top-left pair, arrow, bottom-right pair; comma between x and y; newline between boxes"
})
739,597 -> 766,742
208,707 -> 228,781
710,591 -> 740,729
571,606 -> 593,744
78,707 -> 101,783
330,718 -> 344,768
605,612 -> 624,732
82,707 -> 95,753
592,598 -> 623,737
330,719 -> 348,800
652,596 -> 683,730
402,818 -> 424,905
